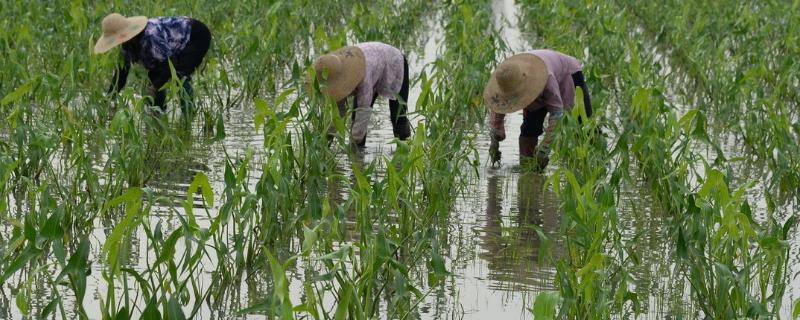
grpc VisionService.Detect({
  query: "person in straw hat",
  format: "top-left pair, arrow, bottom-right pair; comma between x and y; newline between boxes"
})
95,13 -> 211,116
311,42 -> 411,147
484,49 -> 593,169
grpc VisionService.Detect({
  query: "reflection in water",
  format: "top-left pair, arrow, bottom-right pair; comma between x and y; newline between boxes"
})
479,172 -> 558,291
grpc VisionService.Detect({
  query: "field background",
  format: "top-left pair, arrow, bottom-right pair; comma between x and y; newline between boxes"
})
1,0 -> 798,319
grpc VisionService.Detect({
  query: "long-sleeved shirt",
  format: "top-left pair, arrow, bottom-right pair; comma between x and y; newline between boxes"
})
489,49 -> 582,152
109,17 -> 194,93
350,42 -> 405,141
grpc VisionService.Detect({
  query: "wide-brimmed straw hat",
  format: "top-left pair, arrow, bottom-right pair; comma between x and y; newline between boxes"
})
94,13 -> 148,54
483,53 -> 548,114
311,46 -> 366,101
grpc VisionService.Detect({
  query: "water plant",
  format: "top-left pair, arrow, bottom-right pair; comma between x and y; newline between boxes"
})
0,0 -> 797,319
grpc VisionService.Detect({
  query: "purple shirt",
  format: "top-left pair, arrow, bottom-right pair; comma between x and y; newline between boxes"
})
122,16 -> 193,70
350,42 -> 405,141
489,50 -> 583,151
353,42 -> 405,109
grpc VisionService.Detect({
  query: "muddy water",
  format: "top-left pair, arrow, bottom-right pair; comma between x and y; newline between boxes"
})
3,0 -> 798,319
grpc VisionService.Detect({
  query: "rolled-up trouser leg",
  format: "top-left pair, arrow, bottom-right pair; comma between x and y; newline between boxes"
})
389,55 -> 411,139
520,106 -> 548,138
520,107 -> 547,165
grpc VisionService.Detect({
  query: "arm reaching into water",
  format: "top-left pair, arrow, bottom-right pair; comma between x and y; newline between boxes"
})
488,110 -> 506,141
488,111 -> 505,165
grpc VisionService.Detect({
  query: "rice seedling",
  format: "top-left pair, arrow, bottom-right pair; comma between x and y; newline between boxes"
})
0,0 -> 797,319
517,0 -> 798,318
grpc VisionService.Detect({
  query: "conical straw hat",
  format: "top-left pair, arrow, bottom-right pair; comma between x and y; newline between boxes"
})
311,46 -> 366,101
483,53 -> 548,114
94,13 -> 148,54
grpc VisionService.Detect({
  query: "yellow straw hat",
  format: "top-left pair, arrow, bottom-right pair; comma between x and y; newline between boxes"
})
94,13 -> 148,54
483,53 -> 548,114
311,46 -> 366,101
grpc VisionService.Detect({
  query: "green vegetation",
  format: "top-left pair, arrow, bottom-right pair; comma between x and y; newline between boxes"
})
1,0 -> 797,319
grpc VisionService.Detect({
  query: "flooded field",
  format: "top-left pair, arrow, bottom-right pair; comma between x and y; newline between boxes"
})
1,0 -> 798,319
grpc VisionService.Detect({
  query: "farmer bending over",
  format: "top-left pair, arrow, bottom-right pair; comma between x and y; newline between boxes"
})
484,49 -> 593,170
312,42 -> 411,147
95,13 -> 212,116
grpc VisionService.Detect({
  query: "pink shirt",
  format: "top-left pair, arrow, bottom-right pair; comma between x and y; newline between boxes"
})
354,42 -> 405,109
529,49 -> 582,112
489,49 -> 582,151
349,42 -> 405,142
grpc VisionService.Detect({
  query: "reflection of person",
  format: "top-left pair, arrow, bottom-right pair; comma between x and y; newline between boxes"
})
484,50 -> 593,169
312,42 -> 411,147
95,13 -> 212,115
481,173 -> 559,288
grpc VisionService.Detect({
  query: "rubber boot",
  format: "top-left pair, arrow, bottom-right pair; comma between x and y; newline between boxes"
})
392,118 -> 411,140
519,136 -> 538,168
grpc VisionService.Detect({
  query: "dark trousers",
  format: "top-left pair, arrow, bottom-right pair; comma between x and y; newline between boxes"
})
520,71 -> 592,137
351,55 -> 410,128
148,19 -> 212,112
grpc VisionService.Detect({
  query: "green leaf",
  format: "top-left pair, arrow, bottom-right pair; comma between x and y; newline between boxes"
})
393,269 -> 410,299
183,172 -> 213,231
16,287 -> 28,315
40,296 -> 60,318
141,296 -> 161,320
334,283 -> 352,320
531,291 -> 560,320
577,253 -> 604,277
102,188 -> 144,273
223,161 -> 236,186
746,301 -> 769,317
104,187 -> 143,211
40,209 -> 64,240
301,226 -> 317,255
1,81 -> 34,106
166,296 -> 187,320
697,169 -> 727,202
783,215 -> 797,239
113,306 -> 130,320
274,88 -> 295,111
214,114 -> 226,141
265,1 -> 283,16
122,268 -> 152,299
187,172 -> 214,207
429,250 -> 447,277
155,229 -> 182,267
266,251 -> 294,318
23,213 -> 36,242
313,245 -> 352,261
678,109 -> 698,132
792,297 -> 800,319
237,300 -> 271,315
1,244 -> 43,282
254,98 -> 274,131
57,238 -> 90,281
